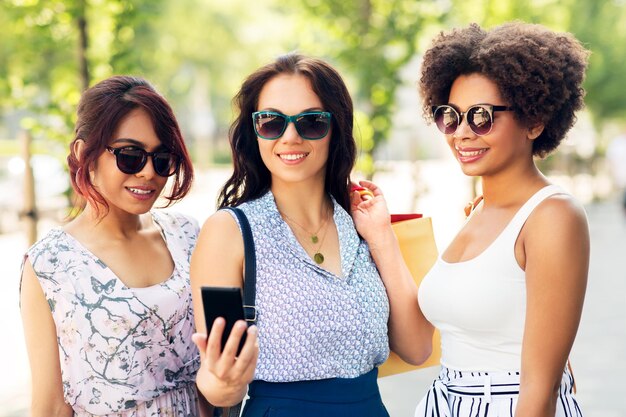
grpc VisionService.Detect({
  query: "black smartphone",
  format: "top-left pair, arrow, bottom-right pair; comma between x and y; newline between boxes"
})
201,286 -> 247,355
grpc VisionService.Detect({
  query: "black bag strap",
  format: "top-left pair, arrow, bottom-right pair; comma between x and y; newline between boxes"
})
225,207 -> 257,324
221,207 -> 256,417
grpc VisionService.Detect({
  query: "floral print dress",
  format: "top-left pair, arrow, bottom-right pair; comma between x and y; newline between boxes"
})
25,211 -> 200,416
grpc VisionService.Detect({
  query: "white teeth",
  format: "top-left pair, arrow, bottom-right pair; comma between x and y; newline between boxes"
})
457,148 -> 487,157
280,153 -> 307,161
128,188 -> 152,195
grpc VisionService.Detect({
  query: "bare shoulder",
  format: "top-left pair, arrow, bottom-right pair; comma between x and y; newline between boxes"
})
20,257 -> 43,302
198,209 -> 241,243
192,209 -> 244,288
528,193 -> 588,235
523,193 -> 590,256
20,257 -> 56,352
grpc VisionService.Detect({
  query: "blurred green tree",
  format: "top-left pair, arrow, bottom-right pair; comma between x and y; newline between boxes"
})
0,0 -> 163,146
123,0 -> 299,165
446,0 -> 626,127
289,0 -> 446,176
566,0 -> 626,126
3,0 -> 625,165
1,0 -> 81,144
0,0 -> 292,163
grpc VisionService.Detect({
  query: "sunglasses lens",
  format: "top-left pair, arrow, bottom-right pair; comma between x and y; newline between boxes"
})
153,152 -> 179,177
254,113 -> 287,139
295,113 -> 331,139
468,106 -> 493,135
116,148 -> 146,174
434,106 -> 459,134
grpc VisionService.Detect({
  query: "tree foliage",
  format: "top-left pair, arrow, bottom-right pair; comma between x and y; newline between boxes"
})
565,0 -> 626,125
0,0 -> 81,143
289,0 -> 446,175
0,0 -> 166,145
0,0 -> 295,160
447,0 -> 626,126
2,0 -> 626,166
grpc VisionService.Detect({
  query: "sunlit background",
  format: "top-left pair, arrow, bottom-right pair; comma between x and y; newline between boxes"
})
1,1 -> 625,416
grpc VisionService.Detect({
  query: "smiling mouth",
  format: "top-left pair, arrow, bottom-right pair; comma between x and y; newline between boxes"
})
126,187 -> 154,195
279,153 -> 309,161
456,147 -> 488,157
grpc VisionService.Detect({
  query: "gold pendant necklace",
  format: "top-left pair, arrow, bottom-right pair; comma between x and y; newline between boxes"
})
280,205 -> 331,264
313,252 -> 325,264
311,220 -> 331,264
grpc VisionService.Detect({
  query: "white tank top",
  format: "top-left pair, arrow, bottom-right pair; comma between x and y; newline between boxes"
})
418,185 -> 566,372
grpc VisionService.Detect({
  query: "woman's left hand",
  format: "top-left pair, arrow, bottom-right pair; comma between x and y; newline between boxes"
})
350,180 -> 393,245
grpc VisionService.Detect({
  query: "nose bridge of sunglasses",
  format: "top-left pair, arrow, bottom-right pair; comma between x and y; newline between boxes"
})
455,114 -> 476,136
141,151 -> 168,175
281,117 -> 303,140
134,154 -> 157,177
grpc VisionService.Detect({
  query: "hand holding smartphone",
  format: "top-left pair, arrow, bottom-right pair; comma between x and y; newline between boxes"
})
201,286 -> 247,355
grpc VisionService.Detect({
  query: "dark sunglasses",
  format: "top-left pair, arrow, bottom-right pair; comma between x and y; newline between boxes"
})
105,146 -> 180,177
432,104 -> 514,136
252,111 -> 332,140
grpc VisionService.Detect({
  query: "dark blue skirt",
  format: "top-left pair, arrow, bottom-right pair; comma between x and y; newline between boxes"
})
241,368 -> 389,417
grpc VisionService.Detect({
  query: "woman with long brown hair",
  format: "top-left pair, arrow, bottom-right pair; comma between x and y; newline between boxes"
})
190,53 -> 429,416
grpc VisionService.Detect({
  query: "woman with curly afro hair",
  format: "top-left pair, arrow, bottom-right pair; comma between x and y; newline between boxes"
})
351,22 -> 590,417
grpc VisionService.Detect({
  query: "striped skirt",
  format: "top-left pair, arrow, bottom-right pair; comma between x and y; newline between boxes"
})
415,366 -> 582,417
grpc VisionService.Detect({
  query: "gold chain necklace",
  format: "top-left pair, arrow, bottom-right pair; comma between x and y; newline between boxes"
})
280,206 -> 331,264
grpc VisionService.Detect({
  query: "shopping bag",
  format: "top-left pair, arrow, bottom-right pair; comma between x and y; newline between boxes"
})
378,214 -> 441,378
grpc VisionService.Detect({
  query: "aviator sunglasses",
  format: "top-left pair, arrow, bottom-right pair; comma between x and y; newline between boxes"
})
432,104 -> 514,136
105,145 -> 180,177
252,111 -> 332,140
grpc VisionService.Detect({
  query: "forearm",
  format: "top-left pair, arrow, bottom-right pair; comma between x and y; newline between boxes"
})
388,307 -> 434,365
515,340 -> 574,416
22,262 -> 73,417
516,338 -> 573,417
515,380 -> 560,417
368,227 -> 434,364
515,331 -> 577,417
31,400 -> 73,417
366,226 -> 411,288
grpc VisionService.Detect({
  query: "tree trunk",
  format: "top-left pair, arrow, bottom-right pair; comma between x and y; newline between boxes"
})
76,0 -> 89,91
20,130 -> 38,246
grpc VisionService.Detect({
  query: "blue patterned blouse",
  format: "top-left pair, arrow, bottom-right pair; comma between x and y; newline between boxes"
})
231,191 -> 390,382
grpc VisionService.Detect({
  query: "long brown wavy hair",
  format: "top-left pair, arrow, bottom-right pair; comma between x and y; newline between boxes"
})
218,53 -> 356,212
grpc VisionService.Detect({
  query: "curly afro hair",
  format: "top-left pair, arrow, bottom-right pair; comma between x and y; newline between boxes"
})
419,22 -> 590,157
